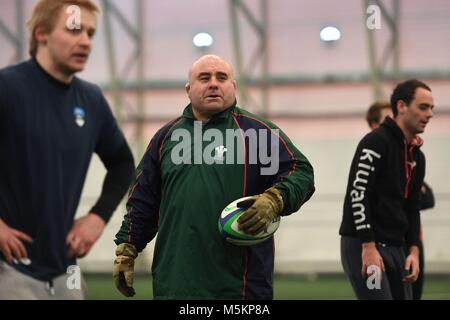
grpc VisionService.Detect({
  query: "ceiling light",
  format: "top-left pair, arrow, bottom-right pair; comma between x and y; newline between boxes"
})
320,26 -> 341,42
193,32 -> 214,48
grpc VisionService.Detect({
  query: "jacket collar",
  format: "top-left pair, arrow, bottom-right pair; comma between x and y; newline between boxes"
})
30,57 -> 73,90
182,100 -> 237,122
382,116 -> 423,148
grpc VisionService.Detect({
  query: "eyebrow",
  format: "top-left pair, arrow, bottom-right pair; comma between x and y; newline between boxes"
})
65,23 -> 96,32
197,71 -> 229,77
216,71 -> 229,77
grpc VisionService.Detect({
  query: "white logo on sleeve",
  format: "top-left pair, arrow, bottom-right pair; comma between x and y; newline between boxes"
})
351,148 -> 381,231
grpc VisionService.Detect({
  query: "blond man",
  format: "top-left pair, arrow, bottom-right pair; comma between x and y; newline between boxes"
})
0,0 -> 134,299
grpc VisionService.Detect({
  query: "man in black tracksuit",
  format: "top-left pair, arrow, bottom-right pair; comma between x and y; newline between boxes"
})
365,101 -> 436,300
339,79 -> 434,300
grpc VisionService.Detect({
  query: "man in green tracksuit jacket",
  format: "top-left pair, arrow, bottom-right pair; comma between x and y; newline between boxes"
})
113,54 -> 315,299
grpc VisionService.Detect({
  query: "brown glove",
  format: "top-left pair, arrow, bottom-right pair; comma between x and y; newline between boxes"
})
113,243 -> 138,297
237,187 -> 284,235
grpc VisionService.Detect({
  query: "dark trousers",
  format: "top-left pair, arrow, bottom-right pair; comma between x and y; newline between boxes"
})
341,236 -> 412,300
411,240 -> 424,300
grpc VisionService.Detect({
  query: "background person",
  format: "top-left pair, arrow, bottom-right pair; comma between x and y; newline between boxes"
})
0,0 -> 134,299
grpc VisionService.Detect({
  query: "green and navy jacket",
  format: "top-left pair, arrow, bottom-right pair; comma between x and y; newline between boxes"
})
115,103 -> 315,299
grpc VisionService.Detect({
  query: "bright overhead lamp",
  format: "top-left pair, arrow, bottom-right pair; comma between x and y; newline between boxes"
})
320,26 -> 341,42
193,32 -> 214,48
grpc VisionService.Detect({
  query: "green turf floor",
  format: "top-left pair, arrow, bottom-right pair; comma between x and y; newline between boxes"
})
85,274 -> 450,300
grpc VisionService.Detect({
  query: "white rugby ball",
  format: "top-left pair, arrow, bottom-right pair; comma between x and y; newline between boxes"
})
218,196 -> 281,246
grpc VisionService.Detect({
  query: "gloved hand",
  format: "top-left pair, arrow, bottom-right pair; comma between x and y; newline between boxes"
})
237,187 -> 284,235
113,243 -> 138,297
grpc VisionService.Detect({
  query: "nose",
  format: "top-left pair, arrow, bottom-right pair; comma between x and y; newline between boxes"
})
209,76 -> 219,89
427,107 -> 434,119
79,31 -> 92,48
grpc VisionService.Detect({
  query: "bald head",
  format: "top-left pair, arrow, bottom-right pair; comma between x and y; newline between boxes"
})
186,54 -> 237,121
188,55 -> 234,83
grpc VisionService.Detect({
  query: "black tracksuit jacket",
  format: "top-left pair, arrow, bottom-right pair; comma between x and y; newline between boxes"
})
339,117 -> 425,248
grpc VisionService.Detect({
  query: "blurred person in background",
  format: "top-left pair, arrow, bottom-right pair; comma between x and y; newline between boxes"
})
0,0 -> 134,299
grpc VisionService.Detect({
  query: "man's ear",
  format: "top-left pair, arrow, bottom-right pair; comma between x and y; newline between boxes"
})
397,100 -> 408,115
35,25 -> 48,46
369,122 -> 378,130
232,80 -> 237,90
185,83 -> 190,94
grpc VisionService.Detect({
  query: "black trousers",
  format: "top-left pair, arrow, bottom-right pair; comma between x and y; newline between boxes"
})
411,240 -> 424,300
341,236 -> 412,300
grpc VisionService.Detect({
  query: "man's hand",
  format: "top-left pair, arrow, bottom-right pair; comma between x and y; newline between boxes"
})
113,243 -> 138,297
0,218 -> 33,264
66,213 -> 106,258
361,242 -> 385,278
237,187 -> 284,235
403,245 -> 420,283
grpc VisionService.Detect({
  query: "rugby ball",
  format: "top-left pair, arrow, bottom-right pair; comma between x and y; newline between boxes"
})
218,196 -> 281,246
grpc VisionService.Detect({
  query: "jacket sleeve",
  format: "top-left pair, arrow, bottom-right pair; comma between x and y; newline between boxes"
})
267,126 -> 315,215
114,129 -> 166,252
346,132 -> 386,243
90,141 -> 135,223
404,151 -> 425,248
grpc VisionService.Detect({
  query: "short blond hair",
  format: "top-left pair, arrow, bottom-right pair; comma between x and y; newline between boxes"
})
27,0 -> 100,56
